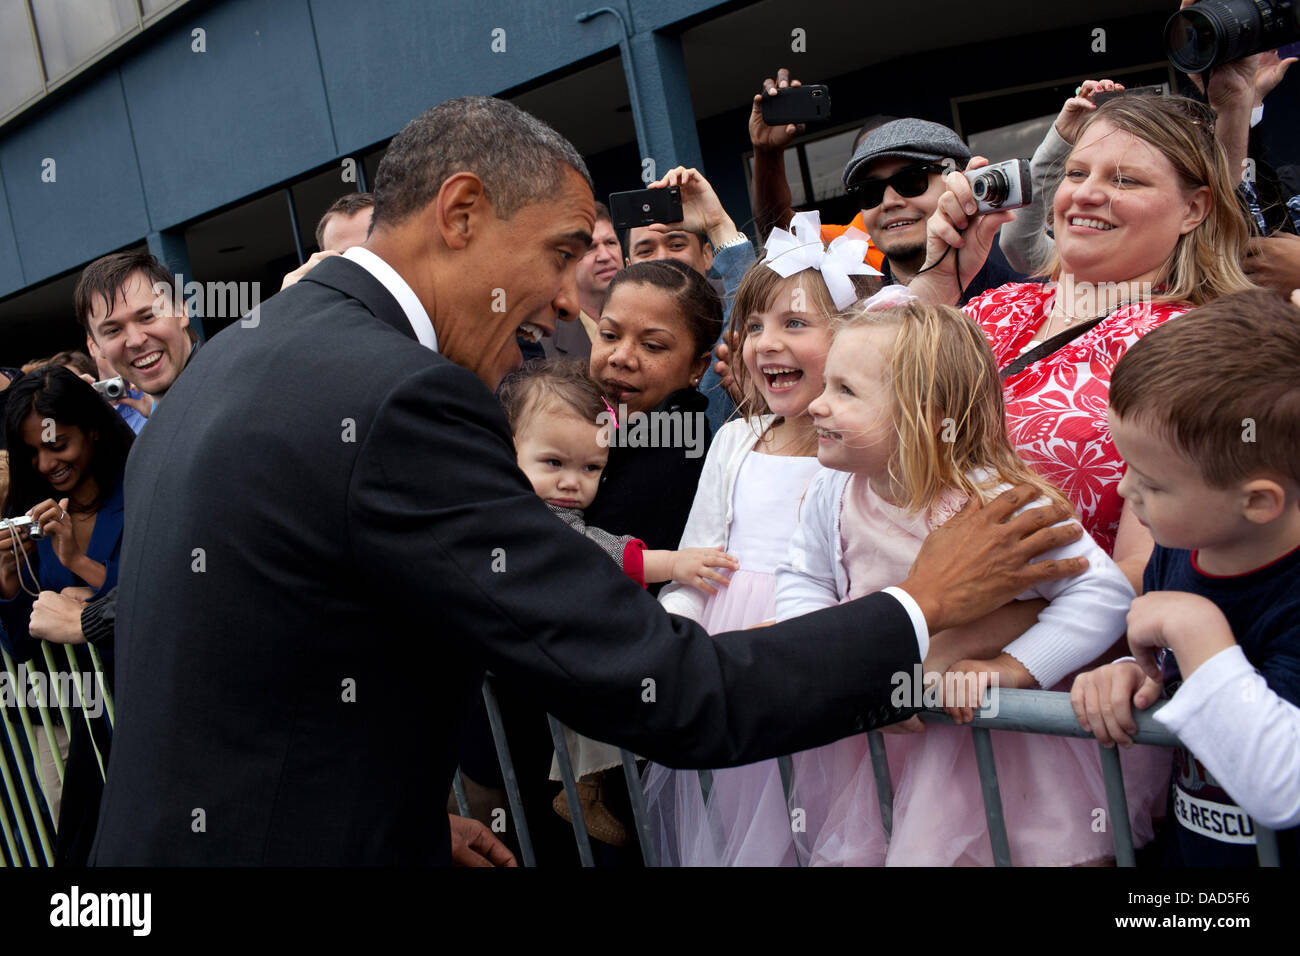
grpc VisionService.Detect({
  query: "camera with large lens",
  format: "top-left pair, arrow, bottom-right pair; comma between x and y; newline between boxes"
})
1165,0 -> 1300,73
964,159 -> 1032,214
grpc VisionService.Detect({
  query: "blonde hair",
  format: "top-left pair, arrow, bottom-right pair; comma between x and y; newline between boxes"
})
834,302 -> 1073,517
1036,95 -> 1254,307
727,259 -> 879,453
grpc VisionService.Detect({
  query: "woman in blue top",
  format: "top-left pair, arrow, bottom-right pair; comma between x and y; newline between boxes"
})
0,366 -> 133,864
0,366 -> 133,660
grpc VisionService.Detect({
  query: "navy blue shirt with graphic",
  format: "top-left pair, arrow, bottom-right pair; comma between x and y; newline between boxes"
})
1145,542 -> 1300,866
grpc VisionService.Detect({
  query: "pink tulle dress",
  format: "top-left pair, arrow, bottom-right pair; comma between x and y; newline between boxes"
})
642,451 -> 822,866
812,476 -> 1170,867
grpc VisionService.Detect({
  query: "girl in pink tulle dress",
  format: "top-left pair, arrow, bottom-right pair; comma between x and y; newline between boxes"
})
775,299 -> 1168,866
643,212 -> 881,865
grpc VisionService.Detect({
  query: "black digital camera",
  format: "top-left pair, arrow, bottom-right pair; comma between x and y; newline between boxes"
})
1166,0 -> 1300,73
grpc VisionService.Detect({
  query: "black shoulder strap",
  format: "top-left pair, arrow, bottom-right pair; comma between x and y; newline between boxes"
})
1000,314 -> 1107,380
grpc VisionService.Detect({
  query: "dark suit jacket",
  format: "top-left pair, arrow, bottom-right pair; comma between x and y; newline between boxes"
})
90,256 -> 921,865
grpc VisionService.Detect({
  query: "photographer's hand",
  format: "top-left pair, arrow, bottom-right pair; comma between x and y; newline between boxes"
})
0,525 -> 36,601
116,389 -> 154,420
750,67 -> 805,234
907,157 -> 1015,306
1054,79 -> 1124,145
30,498 -> 106,589
1255,49 -> 1297,104
650,167 -> 741,248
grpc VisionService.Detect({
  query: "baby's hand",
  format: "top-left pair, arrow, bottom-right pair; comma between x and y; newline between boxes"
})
1070,661 -> 1161,748
940,654 -> 1033,724
671,547 -> 739,594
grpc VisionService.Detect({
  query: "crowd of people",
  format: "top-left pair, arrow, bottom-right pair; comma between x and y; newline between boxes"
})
2,26 -> 1299,870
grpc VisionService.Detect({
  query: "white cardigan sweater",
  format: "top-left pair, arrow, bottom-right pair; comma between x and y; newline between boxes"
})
774,468 -> 1137,691
657,415 -> 778,622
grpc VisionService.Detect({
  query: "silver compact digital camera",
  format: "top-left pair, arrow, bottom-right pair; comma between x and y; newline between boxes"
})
93,376 -> 127,400
2,516 -> 42,540
965,159 -> 1032,214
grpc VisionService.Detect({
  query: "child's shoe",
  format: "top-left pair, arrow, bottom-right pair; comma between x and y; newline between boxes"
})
552,776 -> 629,847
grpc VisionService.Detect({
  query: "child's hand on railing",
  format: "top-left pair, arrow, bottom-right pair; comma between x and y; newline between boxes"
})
940,654 -> 1034,724
1069,661 -> 1161,748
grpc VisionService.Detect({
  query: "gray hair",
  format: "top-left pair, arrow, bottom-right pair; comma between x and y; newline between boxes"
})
372,96 -> 593,226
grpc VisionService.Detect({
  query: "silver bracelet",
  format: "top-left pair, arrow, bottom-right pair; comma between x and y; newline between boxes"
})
712,232 -> 749,252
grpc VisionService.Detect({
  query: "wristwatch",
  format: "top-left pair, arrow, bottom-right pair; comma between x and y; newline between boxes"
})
712,232 -> 749,253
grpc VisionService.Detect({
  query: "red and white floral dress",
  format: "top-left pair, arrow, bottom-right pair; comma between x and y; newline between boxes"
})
963,283 -> 1187,555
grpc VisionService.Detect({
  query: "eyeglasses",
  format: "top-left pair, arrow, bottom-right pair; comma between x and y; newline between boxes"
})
848,164 -> 945,210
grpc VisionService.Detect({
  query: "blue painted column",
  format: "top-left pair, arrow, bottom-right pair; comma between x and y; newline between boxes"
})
146,228 -> 204,342
623,29 -> 703,176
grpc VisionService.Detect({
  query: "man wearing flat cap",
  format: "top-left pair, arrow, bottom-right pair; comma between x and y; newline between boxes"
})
841,117 -> 1024,304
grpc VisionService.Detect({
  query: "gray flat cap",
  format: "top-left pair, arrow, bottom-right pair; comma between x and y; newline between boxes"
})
842,118 -> 972,189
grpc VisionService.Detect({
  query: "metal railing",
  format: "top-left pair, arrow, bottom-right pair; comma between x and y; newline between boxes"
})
0,643 -> 114,867
469,684 -> 1281,868
1,660 -> 1281,867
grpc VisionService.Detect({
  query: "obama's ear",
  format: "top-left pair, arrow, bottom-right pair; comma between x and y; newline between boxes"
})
432,172 -> 490,251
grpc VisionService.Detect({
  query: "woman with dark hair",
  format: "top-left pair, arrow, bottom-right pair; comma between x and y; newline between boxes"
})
0,366 -> 134,618
0,365 -> 134,865
585,258 -> 724,552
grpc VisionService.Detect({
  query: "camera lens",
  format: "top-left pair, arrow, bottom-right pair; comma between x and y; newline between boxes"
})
640,203 -> 651,213
1165,1 -> 1300,73
972,169 -> 1008,207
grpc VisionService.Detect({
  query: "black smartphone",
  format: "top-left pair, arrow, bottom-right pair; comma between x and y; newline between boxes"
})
1092,84 -> 1166,106
608,186 -> 683,231
760,84 -> 831,126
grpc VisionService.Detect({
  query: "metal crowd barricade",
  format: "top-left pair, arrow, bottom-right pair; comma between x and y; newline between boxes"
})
4,661 -> 1283,867
0,641 -> 115,867
460,685 -> 1282,867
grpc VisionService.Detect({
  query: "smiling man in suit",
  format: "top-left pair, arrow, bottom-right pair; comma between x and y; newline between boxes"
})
91,96 -> 1085,865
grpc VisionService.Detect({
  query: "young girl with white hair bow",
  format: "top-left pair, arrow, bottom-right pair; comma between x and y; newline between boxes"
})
641,211 -> 882,866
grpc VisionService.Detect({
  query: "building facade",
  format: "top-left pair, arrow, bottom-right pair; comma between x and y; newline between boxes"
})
0,0 -> 1295,362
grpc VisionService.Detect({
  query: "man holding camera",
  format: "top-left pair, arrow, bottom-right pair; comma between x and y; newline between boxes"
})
749,70 -> 1023,305
841,118 -> 1024,303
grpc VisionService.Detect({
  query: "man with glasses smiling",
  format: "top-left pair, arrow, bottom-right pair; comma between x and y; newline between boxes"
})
843,118 -> 1025,304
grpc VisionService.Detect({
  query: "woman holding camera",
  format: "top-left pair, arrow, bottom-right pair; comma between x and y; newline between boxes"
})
893,93 -> 1254,866
0,366 -> 134,864
0,366 -> 134,628
911,94 -> 1254,581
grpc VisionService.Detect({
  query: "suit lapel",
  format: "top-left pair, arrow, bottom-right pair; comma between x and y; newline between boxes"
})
299,256 -> 419,342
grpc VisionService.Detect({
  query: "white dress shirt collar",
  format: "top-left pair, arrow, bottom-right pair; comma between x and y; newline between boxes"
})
341,247 -> 438,352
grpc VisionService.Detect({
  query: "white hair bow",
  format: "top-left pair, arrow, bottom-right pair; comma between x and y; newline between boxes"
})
760,210 -> 882,311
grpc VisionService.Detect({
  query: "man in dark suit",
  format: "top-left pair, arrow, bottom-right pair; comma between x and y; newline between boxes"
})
91,97 -> 1084,865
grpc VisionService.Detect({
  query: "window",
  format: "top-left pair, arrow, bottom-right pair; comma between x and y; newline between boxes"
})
0,0 -> 42,117
30,0 -> 137,80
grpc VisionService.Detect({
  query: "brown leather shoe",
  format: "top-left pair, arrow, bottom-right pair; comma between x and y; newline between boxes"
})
552,778 -> 629,847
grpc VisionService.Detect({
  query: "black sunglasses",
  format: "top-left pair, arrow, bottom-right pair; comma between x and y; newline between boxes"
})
848,163 -> 945,210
